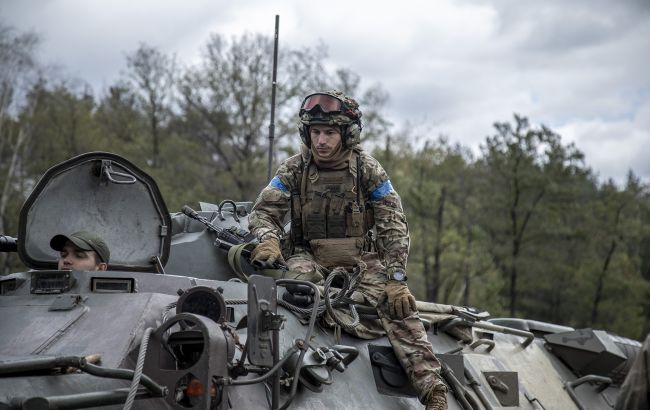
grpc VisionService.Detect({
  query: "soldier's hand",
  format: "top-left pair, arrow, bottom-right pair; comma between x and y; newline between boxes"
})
384,281 -> 417,320
250,237 -> 286,268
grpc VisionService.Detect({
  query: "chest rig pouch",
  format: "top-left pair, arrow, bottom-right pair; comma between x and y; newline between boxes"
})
290,152 -> 368,267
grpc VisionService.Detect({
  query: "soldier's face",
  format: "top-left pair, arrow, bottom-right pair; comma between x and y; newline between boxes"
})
58,241 -> 107,271
310,125 -> 342,157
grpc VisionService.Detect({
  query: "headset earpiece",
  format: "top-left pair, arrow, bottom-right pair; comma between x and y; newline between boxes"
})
299,125 -> 311,147
343,122 -> 362,148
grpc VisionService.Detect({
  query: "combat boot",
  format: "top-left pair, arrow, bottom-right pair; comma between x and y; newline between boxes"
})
424,383 -> 448,410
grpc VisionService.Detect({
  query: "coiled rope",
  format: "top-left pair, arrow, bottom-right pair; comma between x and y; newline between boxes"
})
123,327 -> 154,410
225,264 -> 365,332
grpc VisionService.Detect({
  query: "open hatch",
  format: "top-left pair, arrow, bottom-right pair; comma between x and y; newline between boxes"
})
18,152 -> 172,272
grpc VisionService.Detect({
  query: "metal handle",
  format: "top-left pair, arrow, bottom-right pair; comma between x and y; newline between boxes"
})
441,318 -> 535,348
565,375 -> 613,410
218,200 -> 240,222
101,160 -> 136,184
470,338 -> 496,352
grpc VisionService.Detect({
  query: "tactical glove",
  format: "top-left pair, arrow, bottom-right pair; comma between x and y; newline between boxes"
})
384,280 -> 417,320
250,237 -> 286,268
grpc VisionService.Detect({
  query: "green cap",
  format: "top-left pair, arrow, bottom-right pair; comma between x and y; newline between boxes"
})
50,231 -> 110,263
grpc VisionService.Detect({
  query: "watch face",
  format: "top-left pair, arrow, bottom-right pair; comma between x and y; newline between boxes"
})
393,271 -> 406,281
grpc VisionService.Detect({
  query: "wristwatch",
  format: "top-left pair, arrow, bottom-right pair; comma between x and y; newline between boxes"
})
386,270 -> 407,282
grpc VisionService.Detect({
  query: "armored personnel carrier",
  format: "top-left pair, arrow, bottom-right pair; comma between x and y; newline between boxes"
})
0,152 -> 644,409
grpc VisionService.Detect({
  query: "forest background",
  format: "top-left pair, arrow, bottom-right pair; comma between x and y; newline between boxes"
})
1,21 -> 649,340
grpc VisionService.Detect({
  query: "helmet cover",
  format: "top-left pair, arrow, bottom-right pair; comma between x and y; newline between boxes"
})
298,90 -> 363,148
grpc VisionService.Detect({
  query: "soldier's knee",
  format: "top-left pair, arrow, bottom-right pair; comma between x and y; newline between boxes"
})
284,267 -> 324,284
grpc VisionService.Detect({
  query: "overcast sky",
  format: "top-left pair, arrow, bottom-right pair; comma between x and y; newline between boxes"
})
3,0 -> 649,185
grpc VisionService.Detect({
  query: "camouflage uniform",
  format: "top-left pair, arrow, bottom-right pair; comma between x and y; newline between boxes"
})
615,333 -> 650,410
249,145 -> 446,406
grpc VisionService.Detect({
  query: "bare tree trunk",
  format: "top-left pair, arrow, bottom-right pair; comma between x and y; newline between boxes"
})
149,102 -> 159,168
430,187 -> 446,302
509,265 -> 518,317
421,210 -> 432,302
0,84 -> 12,154
508,181 -> 545,317
423,249 -> 431,301
463,223 -> 473,306
591,239 -> 617,324
65,103 -> 78,155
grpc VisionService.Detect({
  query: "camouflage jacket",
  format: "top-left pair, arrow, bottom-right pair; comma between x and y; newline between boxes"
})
249,146 -> 410,271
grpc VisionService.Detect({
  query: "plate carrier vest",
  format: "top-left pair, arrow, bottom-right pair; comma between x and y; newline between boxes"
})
290,151 -> 370,247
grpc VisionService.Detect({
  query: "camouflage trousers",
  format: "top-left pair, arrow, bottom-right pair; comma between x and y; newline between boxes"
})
285,251 -> 445,405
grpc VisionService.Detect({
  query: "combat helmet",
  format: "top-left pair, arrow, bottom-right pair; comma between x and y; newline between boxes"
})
298,90 -> 363,148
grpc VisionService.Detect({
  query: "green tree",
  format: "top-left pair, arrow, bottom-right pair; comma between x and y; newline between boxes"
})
176,33 -> 392,201
580,173 -> 650,337
95,84 -> 147,157
25,82 -> 97,175
124,43 -> 176,168
0,22 -> 40,273
478,114 -> 584,317
178,33 -> 304,199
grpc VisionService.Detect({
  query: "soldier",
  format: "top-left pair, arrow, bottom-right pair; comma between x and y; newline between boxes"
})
249,90 -> 448,409
50,231 -> 110,271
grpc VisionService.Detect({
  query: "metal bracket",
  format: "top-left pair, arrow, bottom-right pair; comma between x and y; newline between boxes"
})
150,256 -> 166,275
49,294 -> 84,311
483,371 -> 519,406
261,311 -> 285,331
247,275 -> 277,367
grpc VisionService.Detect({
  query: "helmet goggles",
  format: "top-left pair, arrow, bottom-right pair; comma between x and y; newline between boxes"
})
300,93 -> 359,119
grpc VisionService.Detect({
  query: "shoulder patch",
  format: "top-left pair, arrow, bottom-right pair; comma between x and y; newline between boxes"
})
369,179 -> 394,201
269,176 -> 289,193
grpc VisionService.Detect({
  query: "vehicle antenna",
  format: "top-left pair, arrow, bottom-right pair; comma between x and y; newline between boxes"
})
267,15 -> 280,182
